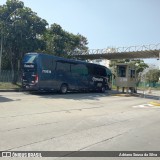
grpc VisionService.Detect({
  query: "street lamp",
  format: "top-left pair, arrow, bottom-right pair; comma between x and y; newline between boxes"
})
158,52 -> 160,102
0,8 -> 20,72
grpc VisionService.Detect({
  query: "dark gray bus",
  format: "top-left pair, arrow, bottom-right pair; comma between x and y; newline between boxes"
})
22,53 -> 112,93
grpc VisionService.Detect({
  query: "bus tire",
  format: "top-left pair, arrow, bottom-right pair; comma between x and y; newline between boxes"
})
60,84 -> 68,94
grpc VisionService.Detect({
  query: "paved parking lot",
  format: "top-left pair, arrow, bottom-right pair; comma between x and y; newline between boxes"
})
0,91 -> 160,159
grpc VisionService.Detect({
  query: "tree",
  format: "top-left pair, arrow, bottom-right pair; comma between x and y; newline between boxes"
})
146,69 -> 160,86
44,23 -> 88,57
0,0 -> 48,83
0,1 -> 89,84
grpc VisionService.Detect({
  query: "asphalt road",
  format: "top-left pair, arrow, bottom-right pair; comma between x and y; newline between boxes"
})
0,91 -> 160,160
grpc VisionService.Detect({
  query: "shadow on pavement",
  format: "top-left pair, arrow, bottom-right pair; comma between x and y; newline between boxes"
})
0,96 -> 14,103
24,90 -> 112,101
137,93 -> 160,100
22,90 -> 160,101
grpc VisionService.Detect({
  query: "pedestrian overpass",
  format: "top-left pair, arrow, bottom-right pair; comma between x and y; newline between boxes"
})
74,43 -> 160,60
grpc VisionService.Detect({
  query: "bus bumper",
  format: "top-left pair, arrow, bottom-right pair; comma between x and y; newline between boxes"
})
22,84 -> 39,91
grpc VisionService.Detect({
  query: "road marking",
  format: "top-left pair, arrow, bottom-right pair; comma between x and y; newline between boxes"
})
132,104 -> 155,108
149,101 -> 160,106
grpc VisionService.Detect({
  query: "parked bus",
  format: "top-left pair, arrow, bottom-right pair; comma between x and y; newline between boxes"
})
22,53 -> 112,93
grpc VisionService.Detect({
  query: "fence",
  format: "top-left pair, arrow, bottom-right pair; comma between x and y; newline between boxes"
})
138,82 -> 160,89
111,79 -> 160,89
0,70 -> 21,83
0,70 -> 160,89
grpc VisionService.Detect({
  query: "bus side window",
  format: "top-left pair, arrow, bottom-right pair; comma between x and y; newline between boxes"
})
41,57 -> 55,70
71,64 -> 88,75
96,67 -> 106,77
56,62 -> 70,72
88,65 -> 106,77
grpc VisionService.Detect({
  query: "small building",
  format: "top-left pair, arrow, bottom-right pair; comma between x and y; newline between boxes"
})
115,63 -> 137,93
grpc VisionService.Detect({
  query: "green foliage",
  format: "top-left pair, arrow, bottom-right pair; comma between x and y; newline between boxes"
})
146,69 -> 160,84
0,0 -> 88,83
129,60 -> 149,74
1,54 -> 11,70
110,59 -> 148,75
0,82 -> 20,89
44,23 -> 88,57
0,0 -> 48,83
109,59 -> 148,74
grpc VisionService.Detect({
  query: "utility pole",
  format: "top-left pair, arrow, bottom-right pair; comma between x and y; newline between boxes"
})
0,28 -> 2,73
158,51 -> 160,104
0,8 -> 19,73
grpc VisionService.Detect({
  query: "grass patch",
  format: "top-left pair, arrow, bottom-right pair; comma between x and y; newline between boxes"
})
0,82 -> 21,89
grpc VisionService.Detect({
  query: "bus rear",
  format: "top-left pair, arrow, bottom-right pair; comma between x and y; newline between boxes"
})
22,53 -> 39,90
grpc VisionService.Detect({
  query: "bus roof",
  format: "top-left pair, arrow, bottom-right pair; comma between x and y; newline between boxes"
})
25,52 -> 110,69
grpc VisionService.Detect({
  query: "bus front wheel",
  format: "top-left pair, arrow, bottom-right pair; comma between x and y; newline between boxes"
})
60,84 -> 68,94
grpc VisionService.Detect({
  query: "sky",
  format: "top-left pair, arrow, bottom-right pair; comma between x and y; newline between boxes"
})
0,0 -> 160,66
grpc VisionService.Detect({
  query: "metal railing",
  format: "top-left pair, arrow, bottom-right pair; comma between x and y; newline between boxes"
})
74,43 -> 160,55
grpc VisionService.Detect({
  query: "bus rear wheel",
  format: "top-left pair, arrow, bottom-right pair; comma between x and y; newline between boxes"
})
60,84 -> 68,94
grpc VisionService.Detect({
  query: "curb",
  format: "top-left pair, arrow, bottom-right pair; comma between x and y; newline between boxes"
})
112,94 -> 131,97
111,93 -> 140,97
149,101 -> 160,106
0,89 -> 22,92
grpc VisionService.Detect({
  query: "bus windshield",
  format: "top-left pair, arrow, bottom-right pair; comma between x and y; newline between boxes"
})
23,54 -> 37,63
